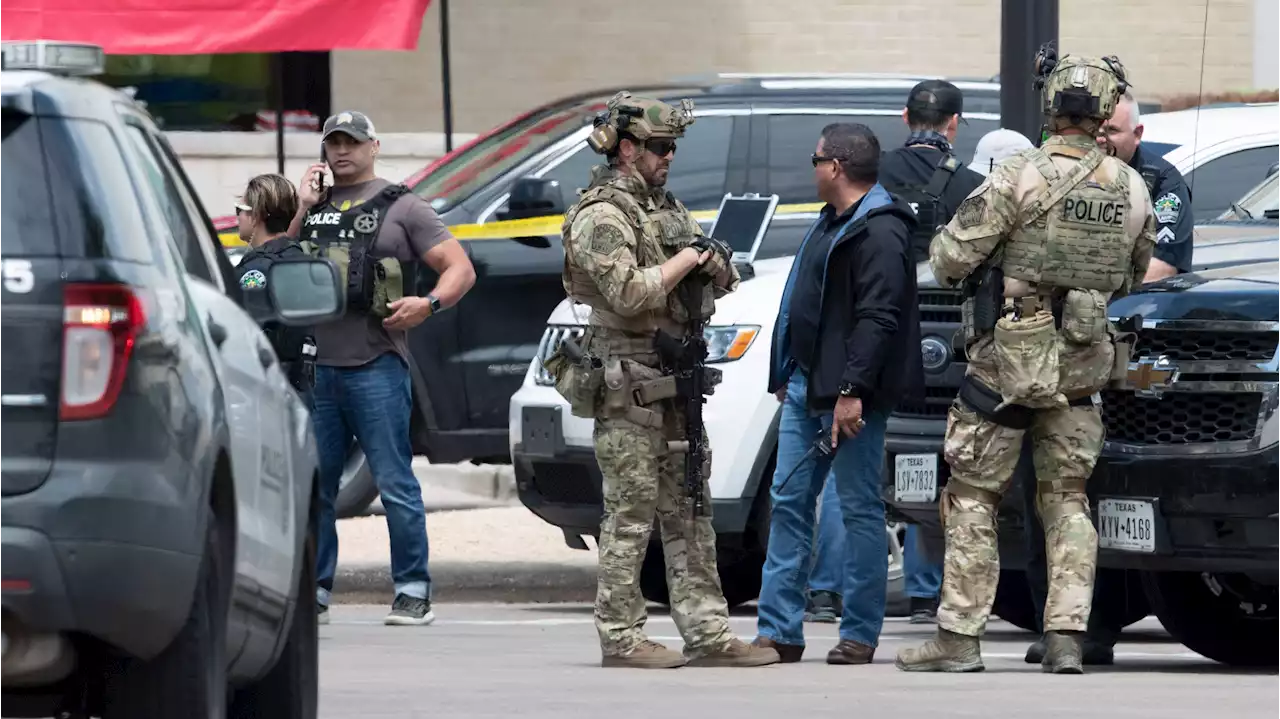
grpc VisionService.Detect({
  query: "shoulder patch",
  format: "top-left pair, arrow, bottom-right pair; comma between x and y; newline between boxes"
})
589,224 -> 626,254
955,196 -> 987,228
1153,192 -> 1182,224
240,269 -> 267,289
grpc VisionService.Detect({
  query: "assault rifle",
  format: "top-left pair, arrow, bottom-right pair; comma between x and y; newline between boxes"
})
654,275 -> 714,517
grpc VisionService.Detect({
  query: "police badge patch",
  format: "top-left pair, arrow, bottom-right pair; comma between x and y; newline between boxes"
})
1153,192 -> 1181,224
955,196 -> 987,228
240,269 -> 267,289
589,224 -> 625,254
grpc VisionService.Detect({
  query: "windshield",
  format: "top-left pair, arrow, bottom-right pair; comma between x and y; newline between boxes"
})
410,100 -> 603,213
1220,172 -> 1280,221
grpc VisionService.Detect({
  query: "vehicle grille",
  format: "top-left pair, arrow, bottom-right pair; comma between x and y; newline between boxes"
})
1101,390 -> 1263,445
533,325 -> 585,386
918,289 -> 963,324
1133,329 -> 1277,362
894,386 -> 960,418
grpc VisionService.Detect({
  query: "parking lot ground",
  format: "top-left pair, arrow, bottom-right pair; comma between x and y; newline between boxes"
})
319,603 -> 1277,719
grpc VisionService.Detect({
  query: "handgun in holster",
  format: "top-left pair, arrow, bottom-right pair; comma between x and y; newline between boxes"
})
296,337 -> 318,391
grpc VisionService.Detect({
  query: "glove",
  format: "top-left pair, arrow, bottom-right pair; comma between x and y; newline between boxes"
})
692,235 -> 733,265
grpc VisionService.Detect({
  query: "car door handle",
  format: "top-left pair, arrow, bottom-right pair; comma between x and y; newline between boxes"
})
258,343 -> 276,369
207,315 -> 228,348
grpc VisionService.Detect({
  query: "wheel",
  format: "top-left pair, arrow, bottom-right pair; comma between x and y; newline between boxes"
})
230,522 -> 319,719
884,521 -> 910,617
638,542 -> 764,609
1142,570 -> 1278,667
992,569 -> 1040,632
1112,568 -> 1152,629
102,515 -> 228,719
335,440 -> 378,519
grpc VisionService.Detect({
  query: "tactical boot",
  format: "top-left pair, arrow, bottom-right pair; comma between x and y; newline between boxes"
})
895,628 -> 985,673
1041,631 -> 1085,674
685,637 -> 781,667
1026,634 -> 1115,665
601,640 -> 688,669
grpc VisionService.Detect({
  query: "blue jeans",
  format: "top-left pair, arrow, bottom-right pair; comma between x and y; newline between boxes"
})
808,473 -> 844,594
314,353 -> 430,606
903,524 -> 942,599
757,370 -> 889,648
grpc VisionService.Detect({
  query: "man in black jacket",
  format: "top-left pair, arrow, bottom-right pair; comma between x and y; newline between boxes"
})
751,123 -> 924,666
879,80 -> 987,263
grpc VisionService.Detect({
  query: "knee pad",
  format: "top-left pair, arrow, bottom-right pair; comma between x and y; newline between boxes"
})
939,482 -> 999,529
1036,491 -> 1089,528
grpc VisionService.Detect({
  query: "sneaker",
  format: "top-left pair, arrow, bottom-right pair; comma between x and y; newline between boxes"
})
384,594 -> 435,626
895,628 -> 985,673
803,590 -> 841,624
318,603 -> 330,626
601,640 -> 688,669
908,596 -> 938,625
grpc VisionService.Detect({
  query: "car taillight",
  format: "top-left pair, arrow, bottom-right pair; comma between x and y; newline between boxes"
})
59,283 -> 147,421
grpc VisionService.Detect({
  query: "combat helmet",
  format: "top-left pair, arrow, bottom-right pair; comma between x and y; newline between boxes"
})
1033,43 -> 1130,133
586,91 -> 696,154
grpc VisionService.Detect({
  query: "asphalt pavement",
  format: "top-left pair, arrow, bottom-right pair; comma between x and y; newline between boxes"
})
318,603 -> 1276,719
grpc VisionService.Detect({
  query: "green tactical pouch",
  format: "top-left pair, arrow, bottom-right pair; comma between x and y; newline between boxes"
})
992,309 -> 1066,410
544,345 -> 604,419
1060,289 -> 1109,346
369,258 -> 404,319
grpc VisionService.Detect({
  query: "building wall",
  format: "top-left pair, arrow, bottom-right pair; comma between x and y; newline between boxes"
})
331,0 -> 1272,136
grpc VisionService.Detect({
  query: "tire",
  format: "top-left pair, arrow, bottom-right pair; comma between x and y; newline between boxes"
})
102,516 -> 228,719
992,569 -> 1040,632
335,441 -> 378,519
1114,568 -> 1152,628
230,525 -> 319,719
1141,570 -> 1278,667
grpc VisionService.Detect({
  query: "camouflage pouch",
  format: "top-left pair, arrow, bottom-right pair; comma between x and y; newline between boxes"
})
992,310 -> 1067,410
544,346 -> 605,419
1060,289 -> 1108,346
1058,334 -> 1115,399
369,258 -> 404,319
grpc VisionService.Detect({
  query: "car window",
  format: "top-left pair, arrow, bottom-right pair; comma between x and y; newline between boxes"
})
148,129 -> 237,292
1185,145 -> 1280,222
2,111 -> 154,263
119,123 -> 216,284
537,115 -> 735,212
763,113 -> 1000,204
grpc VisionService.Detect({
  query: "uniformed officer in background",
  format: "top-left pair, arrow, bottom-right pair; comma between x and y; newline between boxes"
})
895,48 -> 1156,675
234,173 -> 317,405
546,91 -> 779,670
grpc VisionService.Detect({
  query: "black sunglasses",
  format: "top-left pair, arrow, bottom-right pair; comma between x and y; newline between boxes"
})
646,138 -> 678,157
811,153 -> 840,167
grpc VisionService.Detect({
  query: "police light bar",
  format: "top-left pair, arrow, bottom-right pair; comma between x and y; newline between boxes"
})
1,41 -> 105,77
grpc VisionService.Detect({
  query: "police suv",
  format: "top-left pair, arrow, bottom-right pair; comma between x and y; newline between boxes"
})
1,41 -> 343,718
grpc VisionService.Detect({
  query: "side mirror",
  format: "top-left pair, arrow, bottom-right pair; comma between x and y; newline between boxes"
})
266,258 -> 346,326
498,177 -> 566,220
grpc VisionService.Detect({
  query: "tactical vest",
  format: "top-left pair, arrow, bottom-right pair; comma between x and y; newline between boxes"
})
299,183 -> 409,319
235,240 -> 318,391
561,182 -> 714,341
897,153 -> 961,263
1000,145 -> 1134,293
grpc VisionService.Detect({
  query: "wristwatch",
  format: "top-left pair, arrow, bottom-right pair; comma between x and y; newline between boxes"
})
838,382 -> 859,398
426,294 -> 442,315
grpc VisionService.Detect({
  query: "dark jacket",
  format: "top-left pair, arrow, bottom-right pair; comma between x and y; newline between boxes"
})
768,183 -> 925,415
1130,144 -> 1193,273
878,145 -> 986,263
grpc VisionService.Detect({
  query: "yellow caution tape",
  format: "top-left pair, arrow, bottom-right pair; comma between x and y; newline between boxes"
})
219,201 -> 826,248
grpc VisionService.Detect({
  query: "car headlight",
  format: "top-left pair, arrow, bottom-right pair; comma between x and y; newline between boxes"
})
705,325 -> 760,363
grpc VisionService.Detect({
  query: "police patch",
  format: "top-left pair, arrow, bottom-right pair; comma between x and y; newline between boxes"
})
588,224 -> 625,254
955,196 -> 987,228
1153,192 -> 1181,224
240,269 -> 267,289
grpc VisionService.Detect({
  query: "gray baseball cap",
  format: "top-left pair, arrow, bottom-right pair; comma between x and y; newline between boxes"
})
322,110 -> 378,142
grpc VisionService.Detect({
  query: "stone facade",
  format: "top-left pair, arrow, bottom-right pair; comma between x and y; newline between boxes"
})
330,0 -> 1276,135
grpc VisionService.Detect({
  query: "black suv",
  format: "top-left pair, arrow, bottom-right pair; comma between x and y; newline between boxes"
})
2,42 -> 339,718
237,74 -> 1010,516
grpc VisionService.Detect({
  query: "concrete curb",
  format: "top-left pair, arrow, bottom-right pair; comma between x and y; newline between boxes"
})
333,562 -> 598,604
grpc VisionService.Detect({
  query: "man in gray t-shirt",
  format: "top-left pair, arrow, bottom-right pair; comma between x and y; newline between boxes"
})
290,110 -> 477,627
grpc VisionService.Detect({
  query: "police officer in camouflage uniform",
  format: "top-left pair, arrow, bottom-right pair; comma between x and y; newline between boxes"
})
545,91 -> 780,669
234,173 -> 317,404
895,49 -> 1156,674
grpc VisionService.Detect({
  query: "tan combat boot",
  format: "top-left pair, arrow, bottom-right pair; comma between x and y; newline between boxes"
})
1041,631 -> 1085,674
685,637 -> 781,667
894,628 -> 985,672
601,640 -> 688,669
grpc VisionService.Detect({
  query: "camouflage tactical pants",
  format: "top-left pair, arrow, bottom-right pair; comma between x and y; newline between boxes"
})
937,398 -> 1103,636
592,408 -> 734,657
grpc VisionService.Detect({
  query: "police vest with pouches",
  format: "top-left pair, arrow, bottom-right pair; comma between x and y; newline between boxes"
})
300,183 -> 409,319
239,240 -> 315,363
897,153 -> 961,263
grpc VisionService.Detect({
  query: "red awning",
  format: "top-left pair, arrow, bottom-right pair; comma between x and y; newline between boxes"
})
1,0 -> 432,54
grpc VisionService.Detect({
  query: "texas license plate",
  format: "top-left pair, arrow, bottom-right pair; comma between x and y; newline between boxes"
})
894,453 -> 938,503
1097,498 -> 1156,553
